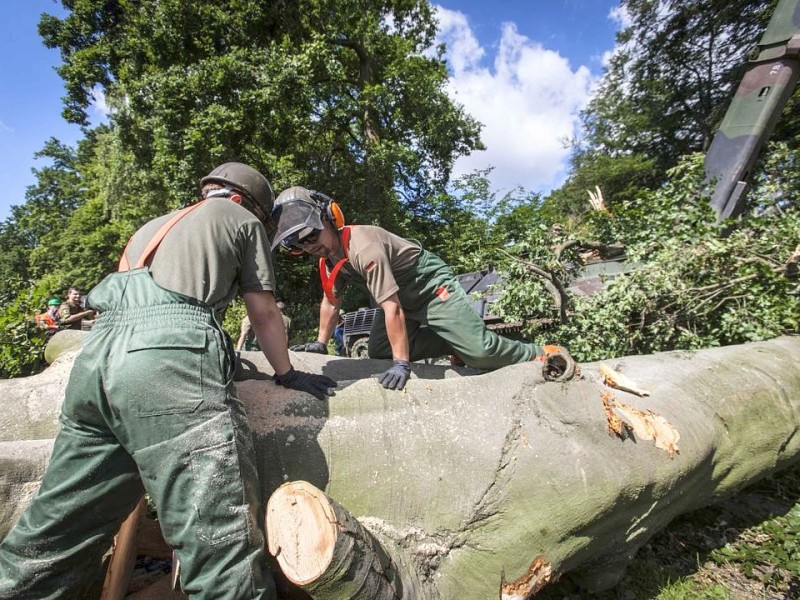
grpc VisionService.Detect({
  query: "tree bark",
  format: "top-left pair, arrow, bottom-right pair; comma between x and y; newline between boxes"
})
2,335 -> 800,598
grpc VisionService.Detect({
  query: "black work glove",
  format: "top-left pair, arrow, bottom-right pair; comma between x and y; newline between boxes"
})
273,368 -> 337,401
378,360 -> 412,390
289,341 -> 328,354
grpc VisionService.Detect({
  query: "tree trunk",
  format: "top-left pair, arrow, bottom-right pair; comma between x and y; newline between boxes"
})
2,335 -> 800,598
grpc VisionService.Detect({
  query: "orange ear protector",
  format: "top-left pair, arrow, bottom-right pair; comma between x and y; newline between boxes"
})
310,191 -> 345,229
328,201 -> 345,229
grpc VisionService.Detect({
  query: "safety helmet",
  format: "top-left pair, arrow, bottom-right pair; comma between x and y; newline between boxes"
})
47,298 -> 61,306
200,162 -> 275,216
269,186 -> 326,251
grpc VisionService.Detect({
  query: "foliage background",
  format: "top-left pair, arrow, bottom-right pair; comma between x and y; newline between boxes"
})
0,0 -> 798,380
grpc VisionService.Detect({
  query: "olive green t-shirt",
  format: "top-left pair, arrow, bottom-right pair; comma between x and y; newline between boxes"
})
58,302 -> 84,330
124,198 -> 276,311
328,225 -> 421,303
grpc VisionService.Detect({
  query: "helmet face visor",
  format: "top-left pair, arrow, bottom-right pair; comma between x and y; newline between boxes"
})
269,199 -> 324,250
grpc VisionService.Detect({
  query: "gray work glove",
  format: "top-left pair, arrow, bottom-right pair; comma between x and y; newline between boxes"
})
273,368 -> 337,401
378,360 -> 412,390
289,341 -> 328,354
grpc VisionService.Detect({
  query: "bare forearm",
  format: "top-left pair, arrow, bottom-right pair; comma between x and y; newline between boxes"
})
256,317 -> 293,375
62,310 -> 92,324
318,298 -> 340,344
244,291 -> 292,375
381,296 -> 409,361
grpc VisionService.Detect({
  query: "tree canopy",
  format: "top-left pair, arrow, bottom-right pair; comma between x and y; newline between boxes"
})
39,0 -> 482,228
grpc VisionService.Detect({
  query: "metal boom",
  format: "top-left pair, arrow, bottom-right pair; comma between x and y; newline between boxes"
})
705,0 -> 800,220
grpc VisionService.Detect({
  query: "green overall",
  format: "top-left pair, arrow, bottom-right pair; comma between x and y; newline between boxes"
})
0,268 -> 275,599
367,249 -> 542,369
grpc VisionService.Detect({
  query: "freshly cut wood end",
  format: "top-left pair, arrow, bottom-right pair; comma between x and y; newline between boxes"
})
500,556 -> 555,599
599,363 -> 651,396
265,480 -> 338,585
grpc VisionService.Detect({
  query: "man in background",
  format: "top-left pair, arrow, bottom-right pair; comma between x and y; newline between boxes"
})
236,300 -> 291,351
34,298 -> 62,337
58,286 -> 95,330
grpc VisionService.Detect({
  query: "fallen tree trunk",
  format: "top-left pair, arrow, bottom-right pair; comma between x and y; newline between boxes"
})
2,335 -> 800,598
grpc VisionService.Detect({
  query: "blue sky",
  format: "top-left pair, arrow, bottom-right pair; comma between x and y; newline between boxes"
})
0,1 -> 623,222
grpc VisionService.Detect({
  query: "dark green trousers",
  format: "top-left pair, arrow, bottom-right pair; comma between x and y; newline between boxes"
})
0,269 -> 275,600
368,250 -> 541,369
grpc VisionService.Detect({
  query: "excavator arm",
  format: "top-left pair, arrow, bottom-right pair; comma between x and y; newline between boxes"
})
705,0 -> 800,220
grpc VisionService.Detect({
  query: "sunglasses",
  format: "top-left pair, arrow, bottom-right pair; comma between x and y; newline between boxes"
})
285,228 -> 321,250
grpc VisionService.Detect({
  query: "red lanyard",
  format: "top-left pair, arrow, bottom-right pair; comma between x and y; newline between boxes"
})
118,201 -> 205,272
319,226 -> 352,303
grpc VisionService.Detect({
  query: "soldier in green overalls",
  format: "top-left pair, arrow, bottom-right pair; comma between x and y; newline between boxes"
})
0,164 -> 336,599
269,187 -> 575,390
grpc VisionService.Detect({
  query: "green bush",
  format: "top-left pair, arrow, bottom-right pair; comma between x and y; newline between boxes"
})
491,155 -> 800,362
0,279 -> 49,378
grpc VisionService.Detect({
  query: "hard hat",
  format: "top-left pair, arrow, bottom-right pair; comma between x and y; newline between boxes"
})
200,162 -> 275,216
47,298 -> 61,306
269,187 -> 325,251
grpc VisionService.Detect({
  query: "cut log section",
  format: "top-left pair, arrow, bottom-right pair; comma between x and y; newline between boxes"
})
266,480 -> 414,599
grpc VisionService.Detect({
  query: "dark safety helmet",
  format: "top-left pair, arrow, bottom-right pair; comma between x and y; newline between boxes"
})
269,186 -> 326,251
200,162 -> 275,216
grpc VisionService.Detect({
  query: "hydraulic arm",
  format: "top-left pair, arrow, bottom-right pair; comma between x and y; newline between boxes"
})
705,0 -> 800,220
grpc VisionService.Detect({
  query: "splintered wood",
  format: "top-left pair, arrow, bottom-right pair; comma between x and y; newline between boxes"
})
601,391 -> 629,439
500,556 -> 555,600
599,363 -> 651,396
600,391 -> 680,458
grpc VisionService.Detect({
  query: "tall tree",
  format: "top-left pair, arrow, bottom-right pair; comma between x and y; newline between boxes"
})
0,139 -> 83,282
583,0 -> 771,166
38,0 -> 482,232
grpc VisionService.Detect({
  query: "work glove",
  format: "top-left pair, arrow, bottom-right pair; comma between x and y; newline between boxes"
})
274,368 -> 337,401
289,341 -> 328,354
378,360 -> 412,391
534,344 -> 577,382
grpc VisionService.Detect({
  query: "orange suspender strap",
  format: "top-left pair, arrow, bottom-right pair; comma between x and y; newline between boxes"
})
319,226 -> 352,304
118,201 -> 206,272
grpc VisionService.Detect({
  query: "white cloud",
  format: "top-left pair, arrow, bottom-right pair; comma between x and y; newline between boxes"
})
435,6 -> 598,195
90,85 -> 111,116
0,120 -> 13,133
609,5 -> 632,29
